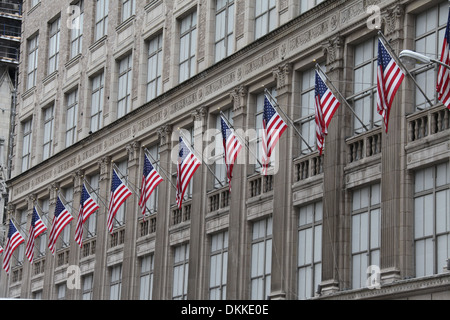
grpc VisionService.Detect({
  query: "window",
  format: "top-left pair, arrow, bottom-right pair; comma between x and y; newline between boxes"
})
300,0 -> 325,14
110,264 -> 122,300
21,119 -> 32,172
253,89 -> 277,172
69,0 -> 84,58
33,290 -> 42,300
179,11 -> 197,83
90,72 -> 104,132
56,283 -> 66,300
82,273 -> 93,300
255,0 -> 276,40
144,145 -> 160,214
139,254 -> 154,300
296,66 -> 325,154
211,109 -> 233,189
172,243 -> 189,300
297,201 -> 322,300
43,105 -> 54,160
17,209 -> 27,264
66,89 -> 78,147
351,37 -> 381,134
114,160 -> 128,227
215,0 -> 234,62
27,35 -> 39,90
351,184 -> 381,289
414,162 -> 450,277
413,2 -> 448,110
118,54 -> 132,118
48,18 -> 60,74
146,34 -> 163,102
95,0 -> 109,41
31,0 -> 40,8
121,0 -> 135,22
209,231 -> 228,300
250,217 -> 272,300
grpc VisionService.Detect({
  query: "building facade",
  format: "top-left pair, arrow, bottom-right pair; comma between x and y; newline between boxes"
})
1,0 -> 450,300
0,0 -> 21,254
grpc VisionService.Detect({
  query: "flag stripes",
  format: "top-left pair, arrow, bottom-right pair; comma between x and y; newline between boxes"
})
176,136 -> 201,209
25,207 -> 47,263
437,7 -> 450,109
3,220 -> 25,273
138,154 -> 163,215
48,196 -> 73,254
107,169 -> 132,234
376,38 -> 405,133
75,184 -> 99,247
220,116 -> 242,192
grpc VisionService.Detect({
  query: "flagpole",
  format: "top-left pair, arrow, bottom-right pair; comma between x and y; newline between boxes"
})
315,64 -> 370,132
178,129 -> 225,188
378,31 -> 434,108
82,178 -> 107,237
143,147 -> 177,191
9,216 -> 42,260
219,110 -> 263,168
263,88 -> 315,152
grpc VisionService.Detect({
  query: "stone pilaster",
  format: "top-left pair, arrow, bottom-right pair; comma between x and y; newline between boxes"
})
152,124 -> 173,299
92,156 -> 111,300
269,63 -> 294,300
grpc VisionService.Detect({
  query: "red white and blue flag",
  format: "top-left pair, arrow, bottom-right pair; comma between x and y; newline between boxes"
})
220,116 -> 242,192
138,154 -> 163,215
315,71 -> 341,155
437,7 -> 450,109
2,220 -> 25,273
107,169 -> 132,233
262,96 -> 287,175
176,136 -> 201,209
75,184 -> 99,247
25,207 -> 47,263
377,38 -> 405,133
48,196 -> 73,254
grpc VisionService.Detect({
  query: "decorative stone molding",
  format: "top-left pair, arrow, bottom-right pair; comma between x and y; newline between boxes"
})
382,3 -> 404,36
126,141 -> 140,162
272,63 -> 291,91
322,35 -> 343,66
98,156 -> 112,180
191,106 -> 207,122
230,85 -> 247,114
158,124 -> 173,148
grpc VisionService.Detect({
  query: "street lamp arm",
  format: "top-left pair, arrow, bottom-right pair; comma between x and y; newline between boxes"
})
399,49 -> 450,70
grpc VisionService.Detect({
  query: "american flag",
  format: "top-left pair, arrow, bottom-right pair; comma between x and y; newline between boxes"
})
377,38 -> 405,133
176,136 -> 201,209
107,169 -> 132,234
138,154 -> 163,215
315,71 -> 341,155
220,116 -> 243,192
262,96 -> 287,175
437,7 -> 450,109
25,207 -> 47,263
48,196 -> 73,254
75,184 -> 99,247
2,220 -> 25,273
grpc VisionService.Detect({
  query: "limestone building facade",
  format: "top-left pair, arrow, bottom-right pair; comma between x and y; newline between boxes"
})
1,0 -> 450,300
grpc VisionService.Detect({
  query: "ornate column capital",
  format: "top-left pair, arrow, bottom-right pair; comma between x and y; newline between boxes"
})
382,3 -> 404,37
126,141 -> 141,162
158,124 -> 173,149
272,63 -> 292,91
322,35 -> 343,67
230,85 -> 247,114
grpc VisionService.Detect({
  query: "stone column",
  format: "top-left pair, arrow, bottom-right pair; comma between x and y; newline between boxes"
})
187,107 -> 208,299
379,3 -> 405,284
20,194 -> 36,299
227,85 -> 249,299
269,63 -> 294,300
92,156 -> 112,300
121,141 -> 141,299
42,182 -> 59,299
319,35 -> 348,294
152,125 -> 173,299
66,169 -> 84,300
